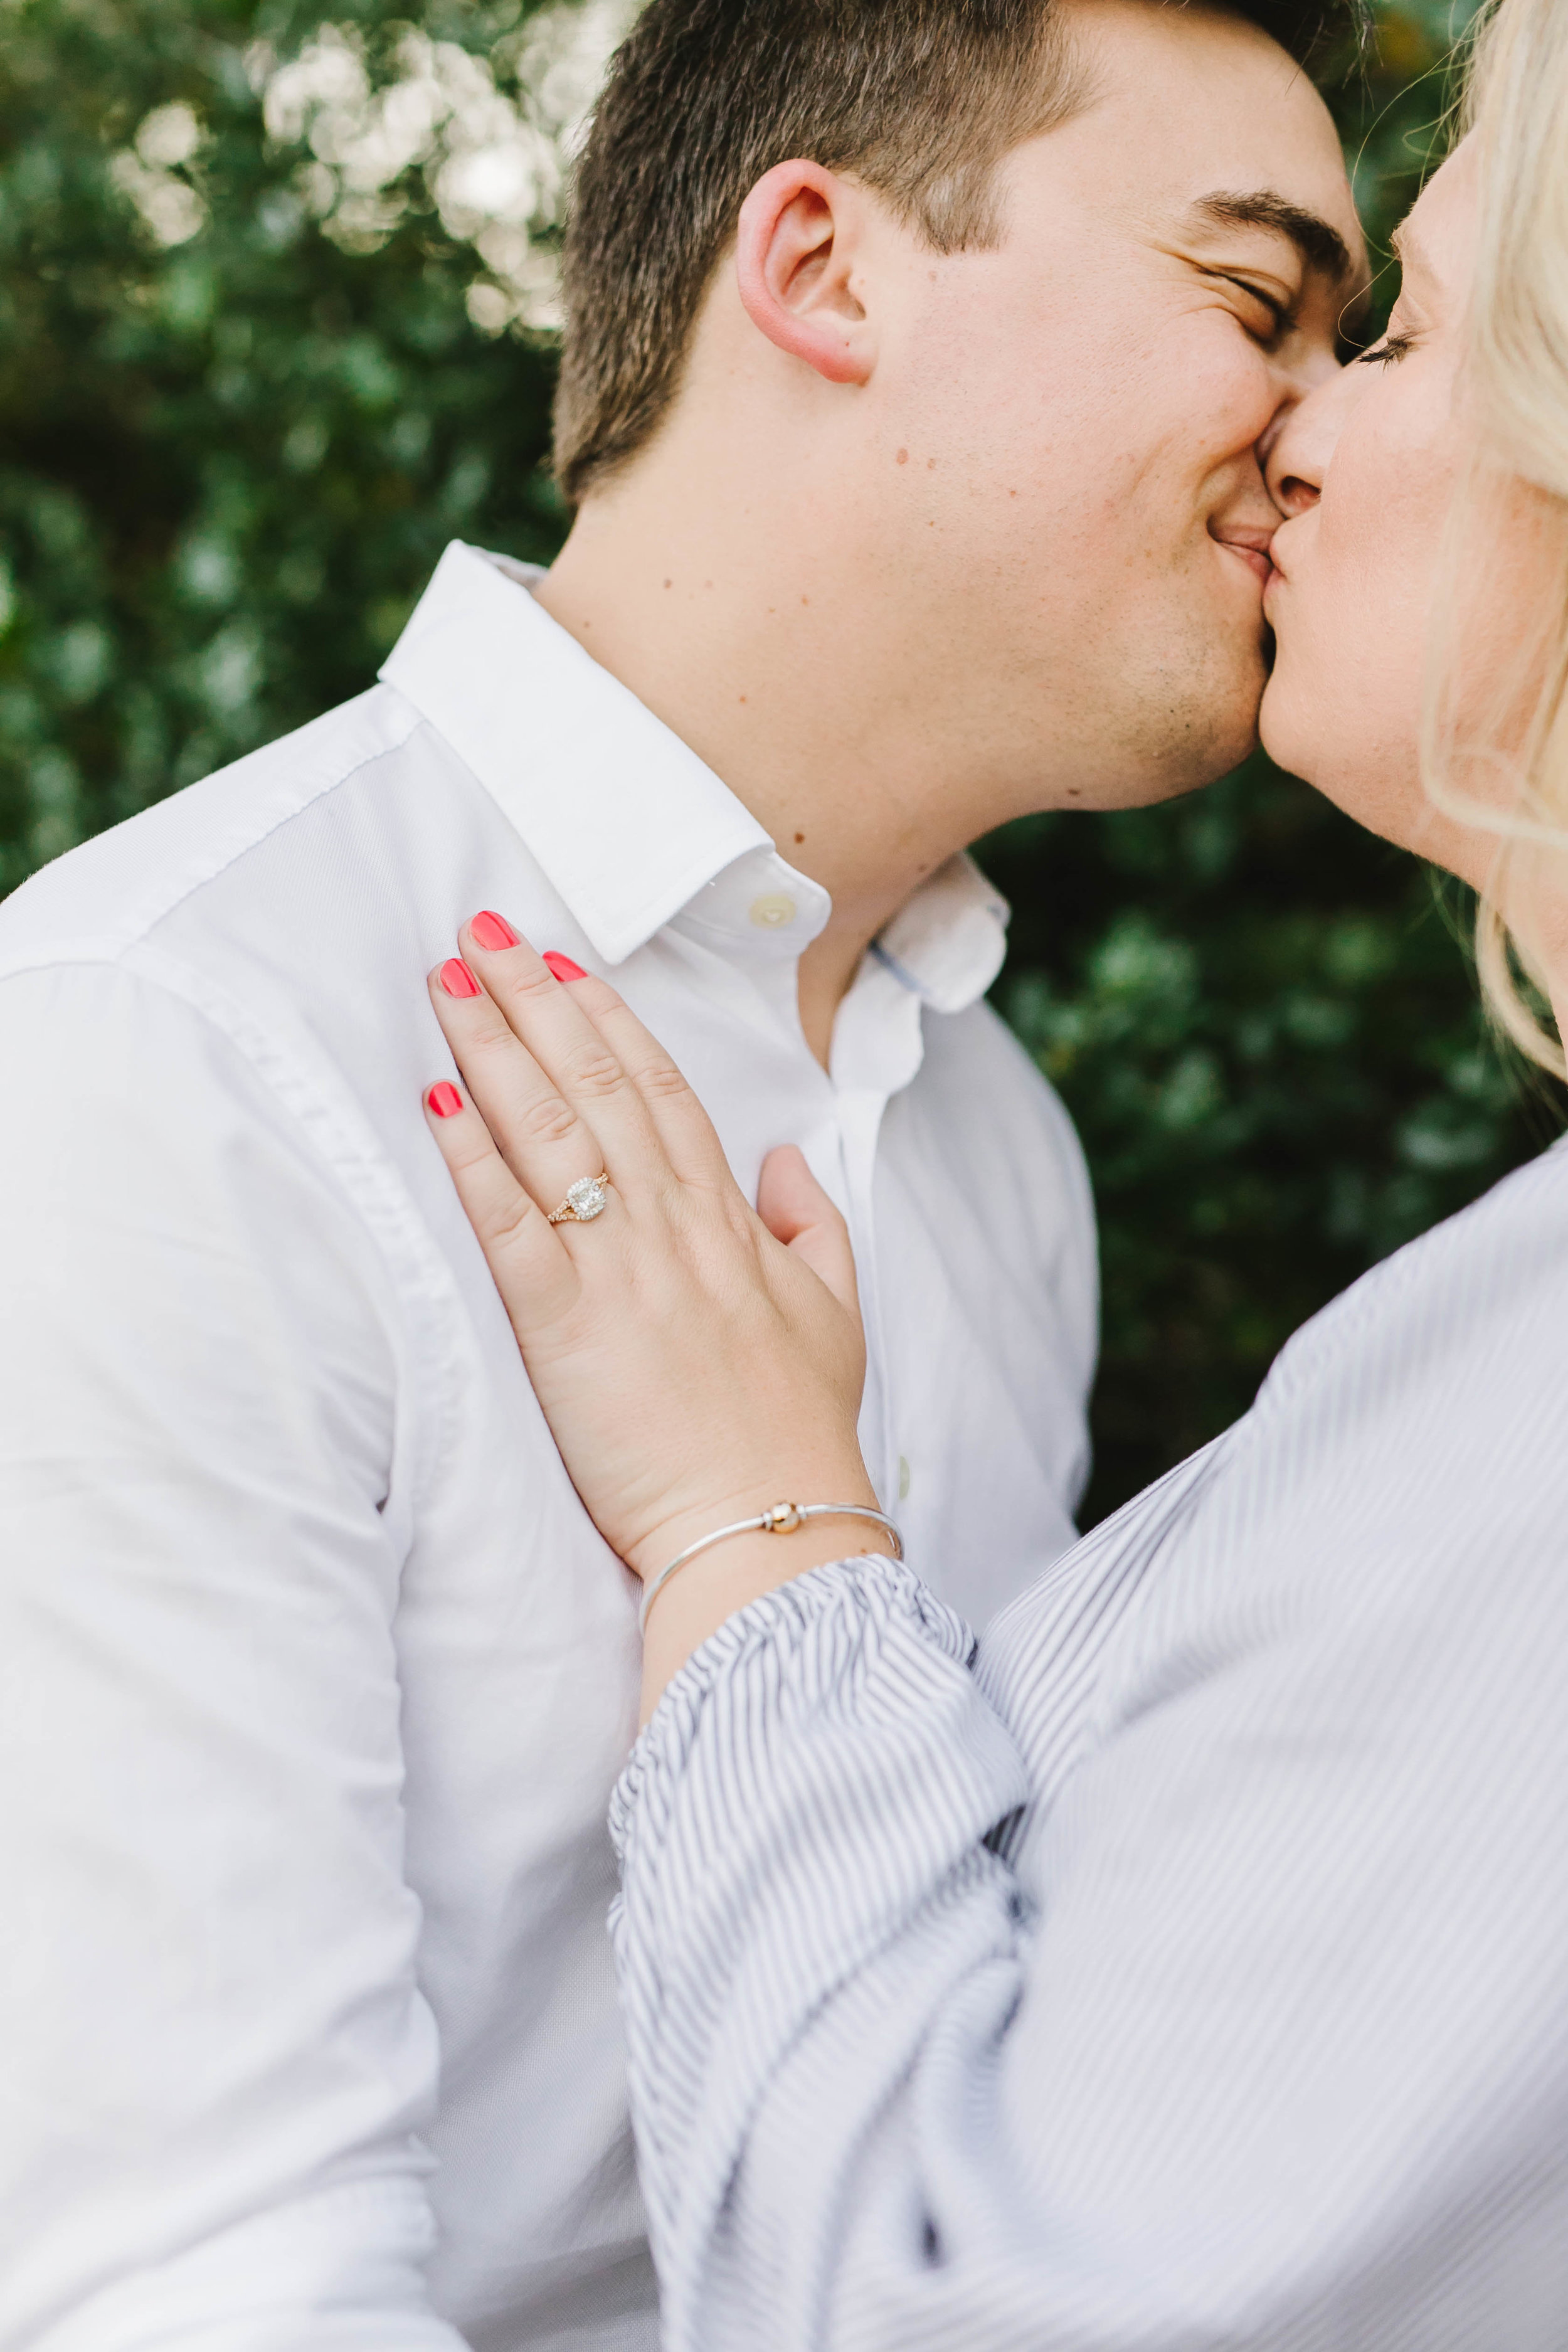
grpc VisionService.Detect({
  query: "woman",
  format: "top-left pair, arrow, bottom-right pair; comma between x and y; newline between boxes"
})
420,1 -> 1568,2340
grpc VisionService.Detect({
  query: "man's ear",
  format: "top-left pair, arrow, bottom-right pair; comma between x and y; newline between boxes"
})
734,161 -> 875,386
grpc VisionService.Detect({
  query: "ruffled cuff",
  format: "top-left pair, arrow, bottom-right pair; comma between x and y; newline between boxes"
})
610,1553 -> 977,1855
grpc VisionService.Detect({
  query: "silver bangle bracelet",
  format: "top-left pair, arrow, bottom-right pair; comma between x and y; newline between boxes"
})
637,1500 -> 903,1634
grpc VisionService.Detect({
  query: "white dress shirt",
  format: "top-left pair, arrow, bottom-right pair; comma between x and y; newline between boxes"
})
610,1136 -> 1568,2351
0,542 -> 1095,2352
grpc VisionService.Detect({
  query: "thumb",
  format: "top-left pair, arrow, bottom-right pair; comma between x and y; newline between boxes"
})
757,1145 -> 861,1321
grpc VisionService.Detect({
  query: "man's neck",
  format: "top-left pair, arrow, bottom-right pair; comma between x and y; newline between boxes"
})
535,491 -> 985,1067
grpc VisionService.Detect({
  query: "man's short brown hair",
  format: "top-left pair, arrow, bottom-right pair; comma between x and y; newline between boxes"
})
554,0 -> 1358,505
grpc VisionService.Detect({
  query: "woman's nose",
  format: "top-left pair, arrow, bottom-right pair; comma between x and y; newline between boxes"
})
1263,364 -> 1360,517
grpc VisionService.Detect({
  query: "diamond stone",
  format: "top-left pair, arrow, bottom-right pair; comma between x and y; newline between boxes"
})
566,1175 -> 608,1221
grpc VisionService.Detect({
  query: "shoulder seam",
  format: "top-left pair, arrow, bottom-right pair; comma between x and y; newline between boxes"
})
0,691 -> 425,986
0,947 -> 462,1520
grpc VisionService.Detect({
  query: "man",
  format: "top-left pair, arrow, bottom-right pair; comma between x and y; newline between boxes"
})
0,2 -> 1364,2346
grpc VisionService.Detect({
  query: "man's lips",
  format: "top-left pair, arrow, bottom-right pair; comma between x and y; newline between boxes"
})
1210,522 -> 1276,587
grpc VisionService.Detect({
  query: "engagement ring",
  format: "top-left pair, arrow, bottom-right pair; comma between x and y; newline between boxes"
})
547,1173 -> 612,1225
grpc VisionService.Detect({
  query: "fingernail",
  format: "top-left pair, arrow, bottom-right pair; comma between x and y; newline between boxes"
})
440,958 -> 481,999
470,909 -> 519,952
428,1082 -> 462,1118
543,951 -> 587,983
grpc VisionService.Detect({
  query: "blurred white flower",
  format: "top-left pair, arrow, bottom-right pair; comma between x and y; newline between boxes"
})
294,160 -> 339,219
257,3 -> 640,330
433,129 -> 549,231
112,153 -> 206,248
262,26 -> 369,147
513,0 -> 636,160
465,282 -> 515,334
135,102 -> 204,170
114,99 -> 208,247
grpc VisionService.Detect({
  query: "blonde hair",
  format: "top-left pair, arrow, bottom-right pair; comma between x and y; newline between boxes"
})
1430,0 -> 1568,1078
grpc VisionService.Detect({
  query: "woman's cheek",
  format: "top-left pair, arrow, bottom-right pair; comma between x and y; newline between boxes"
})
1262,489 -> 1432,827
1333,415 -> 1449,738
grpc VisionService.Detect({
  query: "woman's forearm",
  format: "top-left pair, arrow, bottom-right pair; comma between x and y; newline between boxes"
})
610,1557 -> 1032,2350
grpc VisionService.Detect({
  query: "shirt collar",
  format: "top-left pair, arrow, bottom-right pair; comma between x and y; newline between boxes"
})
381,539 -> 1008,1008
872,854 -> 1010,1015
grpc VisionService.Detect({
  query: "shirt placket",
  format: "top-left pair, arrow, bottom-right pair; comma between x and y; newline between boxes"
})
665,856 -> 943,1527
828,964 -> 928,1517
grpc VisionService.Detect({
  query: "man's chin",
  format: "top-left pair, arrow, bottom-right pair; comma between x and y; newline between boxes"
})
1089,723 -> 1262,810
1148,696 -> 1264,804
1138,632 -> 1269,800
1044,636 -> 1268,808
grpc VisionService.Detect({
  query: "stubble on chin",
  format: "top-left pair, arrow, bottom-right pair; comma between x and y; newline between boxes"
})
1110,617 -> 1268,802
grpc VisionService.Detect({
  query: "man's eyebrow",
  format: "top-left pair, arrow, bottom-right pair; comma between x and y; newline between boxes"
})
1189,189 -> 1360,287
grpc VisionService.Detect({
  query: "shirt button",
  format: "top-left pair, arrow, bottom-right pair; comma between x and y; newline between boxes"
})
898,1455 -> 912,1501
748,893 -> 797,929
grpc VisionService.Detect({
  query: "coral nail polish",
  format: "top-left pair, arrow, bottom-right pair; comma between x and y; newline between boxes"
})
428,1082 -> 462,1118
440,958 -> 481,999
470,909 -> 519,951
543,951 -> 587,983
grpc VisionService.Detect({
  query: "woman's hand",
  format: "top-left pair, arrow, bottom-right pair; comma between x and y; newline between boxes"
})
421,916 -> 892,1717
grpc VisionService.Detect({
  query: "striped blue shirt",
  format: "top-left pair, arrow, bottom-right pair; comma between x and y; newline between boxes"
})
610,1135 -> 1568,2349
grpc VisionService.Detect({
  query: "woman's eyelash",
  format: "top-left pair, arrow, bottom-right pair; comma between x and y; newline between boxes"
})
1355,332 -> 1414,366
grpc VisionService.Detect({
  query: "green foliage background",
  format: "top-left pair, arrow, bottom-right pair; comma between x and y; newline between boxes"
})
3,0 -> 1555,1522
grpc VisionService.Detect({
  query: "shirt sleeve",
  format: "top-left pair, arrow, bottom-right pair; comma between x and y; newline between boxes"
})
0,963 -> 464,2351
608,1542 -> 1568,2351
